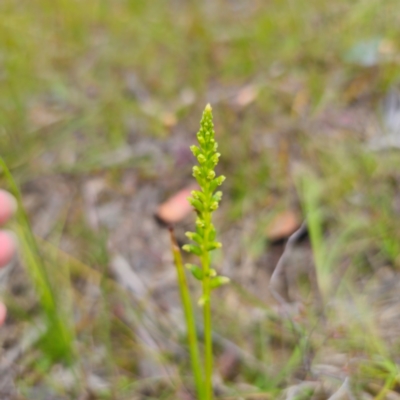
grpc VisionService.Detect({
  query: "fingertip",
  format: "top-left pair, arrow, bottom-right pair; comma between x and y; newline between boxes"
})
0,190 -> 17,225
0,303 -> 6,326
0,230 -> 17,267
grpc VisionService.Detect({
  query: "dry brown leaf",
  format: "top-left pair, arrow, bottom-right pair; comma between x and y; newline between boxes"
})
155,185 -> 197,225
28,104 -> 63,129
234,84 -> 258,107
161,112 -> 177,129
266,210 -> 301,242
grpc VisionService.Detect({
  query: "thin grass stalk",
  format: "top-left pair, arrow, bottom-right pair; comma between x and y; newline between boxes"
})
0,157 -> 74,362
169,228 -> 205,399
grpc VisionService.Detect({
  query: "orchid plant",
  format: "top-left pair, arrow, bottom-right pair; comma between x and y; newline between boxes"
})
171,104 -> 228,400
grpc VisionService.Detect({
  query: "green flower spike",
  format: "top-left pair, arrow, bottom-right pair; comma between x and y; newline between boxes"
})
183,104 -> 228,289
182,103 -> 229,400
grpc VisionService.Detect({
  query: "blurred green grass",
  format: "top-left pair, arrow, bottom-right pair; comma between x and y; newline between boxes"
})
1,0 -> 399,171
1,0 -> 400,398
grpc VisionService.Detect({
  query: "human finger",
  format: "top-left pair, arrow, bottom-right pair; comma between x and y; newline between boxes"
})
0,303 -> 6,326
0,190 -> 17,225
0,230 -> 16,267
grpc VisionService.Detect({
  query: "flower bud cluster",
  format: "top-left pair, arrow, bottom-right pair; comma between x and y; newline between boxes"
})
182,104 -> 229,290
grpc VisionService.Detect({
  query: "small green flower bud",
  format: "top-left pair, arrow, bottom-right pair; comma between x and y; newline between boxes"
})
185,231 -> 203,244
212,191 -> 222,202
182,244 -> 202,256
206,241 -> 222,251
198,295 -> 209,306
195,218 -> 205,228
211,153 -> 220,164
216,175 -> 226,185
210,276 -> 230,289
210,202 -> 218,211
209,176 -> 226,192
197,154 -> 206,164
192,166 -> 201,179
190,145 -> 200,157
188,197 -> 203,211
185,264 -> 203,280
207,170 -> 216,180
191,190 -> 204,200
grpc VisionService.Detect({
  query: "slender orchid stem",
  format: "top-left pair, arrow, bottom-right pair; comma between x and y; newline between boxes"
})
169,228 -> 205,399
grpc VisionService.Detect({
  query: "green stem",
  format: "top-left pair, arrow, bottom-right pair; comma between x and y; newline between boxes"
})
169,229 -> 204,400
201,211 -> 213,400
202,262 -> 213,400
